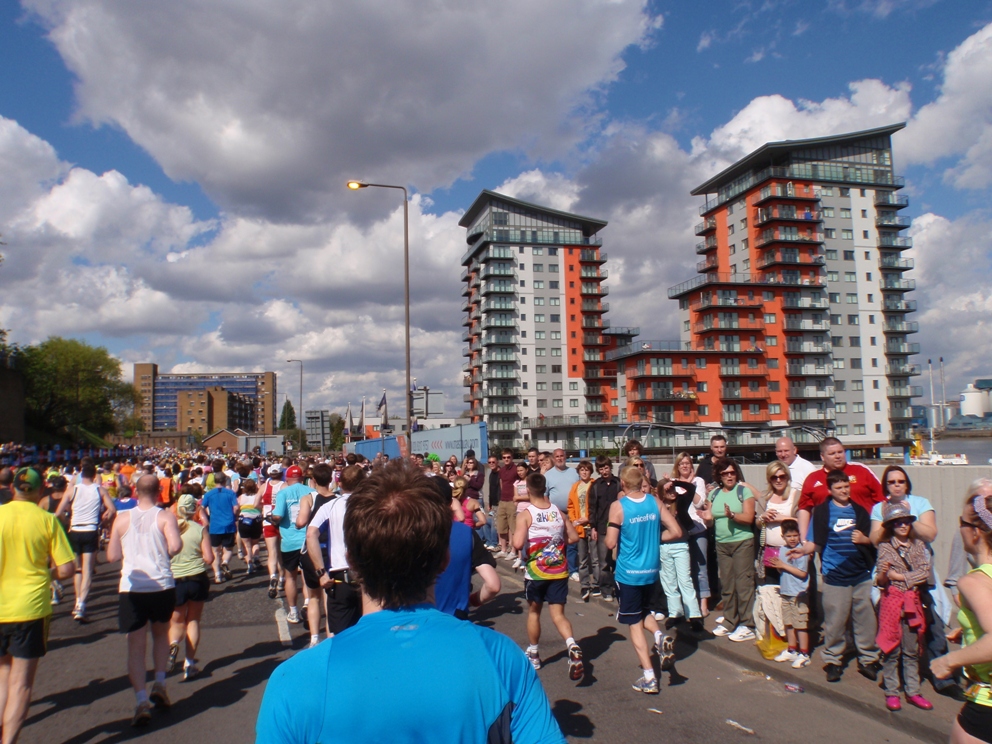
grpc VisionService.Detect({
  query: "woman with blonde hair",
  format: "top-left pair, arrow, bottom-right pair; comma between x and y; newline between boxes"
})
168,493 -> 214,680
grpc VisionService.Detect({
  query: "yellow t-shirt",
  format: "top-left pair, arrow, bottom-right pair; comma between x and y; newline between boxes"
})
960,563 -> 992,706
0,501 -> 76,622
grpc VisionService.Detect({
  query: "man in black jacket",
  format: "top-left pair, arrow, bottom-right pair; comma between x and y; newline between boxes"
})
588,456 -> 620,601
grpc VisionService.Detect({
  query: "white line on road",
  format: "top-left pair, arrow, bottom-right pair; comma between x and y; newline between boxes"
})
274,601 -> 292,646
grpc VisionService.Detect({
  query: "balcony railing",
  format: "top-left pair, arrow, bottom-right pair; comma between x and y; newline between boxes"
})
581,367 -> 617,379
488,421 -> 520,432
784,319 -> 830,331
720,365 -> 768,376
482,405 -> 521,416
782,296 -> 830,309
786,387 -> 835,399
668,272 -> 823,299
481,299 -> 515,313
693,319 -> 765,333
758,252 -> 825,269
582,301 -> 609,313
882,279 -> 916,291
628,389 -> 698,402
482,316 -> 517,330
756,207 -> 822,226
874,193 -> 909,209
879,256 -> 914,271
788,410 -> 836,421
583,334 -> 607,346
488,385 -> 519,398
691,295 -> 765,311
883,300 -> 917,313
882,321 -> 919,334
582,317 -> 610,329
720,388 -> 768,400
606,339 -> 687,362
696,255 -> 719,272
787,364 -> 833,376
482,352 -> 518,364
481,265 -> 517,280
722,411 -> 771,423
878,235 -> 913,249
580,268 -> 608,280
885,342 -> 921,355
605,326 -> 640,337
579,249 -> 608,263
482,334 -> 516,347
481,281 -> 515,295
888,408 -> 914,420
755,230 -> 824,248
785,342 -> 831,354
695,236 -> 718,254
581,283 -> 610,296
887,386 -> 923,398
694,216 -> 717,235
886,364 -> 922,376
876,215 -> 912,229
482,369 -> 519,381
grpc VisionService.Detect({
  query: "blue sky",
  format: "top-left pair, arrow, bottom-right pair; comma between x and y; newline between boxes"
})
1,0 -> 990,414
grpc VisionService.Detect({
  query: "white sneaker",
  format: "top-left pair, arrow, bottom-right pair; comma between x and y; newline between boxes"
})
712,624 -> 731,637
728,626 -> 756,643
503,551 -> 518,562
715,616 -> 725,625
569,572 -> 580,582
286,607 -> 301,624
494,550 -> 507,560
511,558 -> 523,570
792,653 -> 811,669
775,648 -> 799,663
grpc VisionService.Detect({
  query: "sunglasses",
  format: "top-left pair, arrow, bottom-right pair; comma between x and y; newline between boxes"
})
886,479 -> 907,485
770,474 -> 788,481
891,518 -> 913,527
720,470 -> 737,477
960,518 -> 981,530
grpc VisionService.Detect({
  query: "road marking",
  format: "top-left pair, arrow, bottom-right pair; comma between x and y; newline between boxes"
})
274,602 -> 292,646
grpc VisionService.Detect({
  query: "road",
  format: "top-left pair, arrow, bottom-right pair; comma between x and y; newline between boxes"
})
21,552 -> 947,743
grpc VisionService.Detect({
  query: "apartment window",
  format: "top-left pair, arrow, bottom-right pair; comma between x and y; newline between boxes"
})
827,271 -> 839,282
862,230 -> 869,239
550,331 -> 561,340
824,229 -> 836,239
536,365 -> 546,374
845,272 -> 856,283
873,379 -> 880,389
536,382 -> 547,391
549,298 -> 560,306
550,314 -> 560,323
521,331 -> 527,338
851,358 -> 862,369
822,187 -> 835,196
570,399 -> 578,408
871,357 -> 879,367
741,238 -> 748,250
533,280 -> 544,289
697,358 -> 707,368
552,400 -> 563,408
853,403 -> 866,413
728,224 -> 735,235
549,264 -> 559,273
533,263 -> 543,272
768,359 -> 779,368
552,382 -> 562,391
769,381 -> 780,392
867,294 -> 873,303
680,299 -> 689,310
683,320 -> 690,332
846,314 -> 858,325
841,229 -> 854,240
870,336 -> 877,346
822,207 -> 835,218
535,314 -> 545,322
769,404 -> 781,414
868,314 -> 875,324
742,259 -> 750,271
840,188 -> 850,196
854,425 -> 866,435
846,293 -> 858,304
874,401 -> 882,412
832,336 -> 843,347
849,337 -> 861,347
763,291 -> 774,300
843,250 -> 855,260
548,248 -> 558,256
833,359 -> 846,369
521,347 -> 527,355
836,380 -> 846,391
865,272 -> 872,281
825,248 -> 838,259
836,403 -> 848,413
740,218 -> 748,229
532,247 -> 543,255
551,348 -> 561,357
767,336 -> 777,346
551,365 -> 562,373
534,297 -> 545,306
569,382 -> 578,391
852,380 -> 864,391
520,313 -> 526,320
829,292 -> 841,303
549,281 -> 559,289
875,423 -> 883,433
697,382 -> 708,392
699,405 -> 709,416
535,348 -> 546,356
537,399 -> 547,408
728,243 -> 736,255
840,208 -> 852,219
535,331 -> 545,339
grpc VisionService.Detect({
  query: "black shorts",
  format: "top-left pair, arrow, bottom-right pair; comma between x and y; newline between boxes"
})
0,618 -> 50,659
68,530 -> 100,555
119,590 -> 176,633
237,517 -> 262,540
615,579 -> 666,625
281,549 -> 302,572
524,578 -> 569,606
958,701 -> 992,743
174,573 -> 211,606
299,550 -> 326,590
325,580 -> 361,635
209,532 -> 236,549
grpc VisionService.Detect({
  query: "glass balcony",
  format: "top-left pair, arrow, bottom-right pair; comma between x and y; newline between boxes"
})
887,386 -> 923,398
579,249 -> 608,263
755,207 -> 822,226
481,265 -> 517,280
719,365 -> 768,376
885,342 -> 921,355
582,317 -> 610,329
786,387 -> 835,399
692,295 -> 765,311
874,193 -> 909,209
785,341 -> 831,354
883,299 -> 917,313
875,214 -> 912,229
882,279 -> 916,291
693,318 -> 765,333
758,252 -> 825,269
755,230 -> 824,248
482,405 -> 521,416
695,236 -> 718,254
583,334 -> 607,346
722,411 -> 771,423
878,235 -> 913,249
481,351 -> 518,364
482,316 -> 517,330
604,326 -> 640,337
786,364 -> 833,376
784,319 -> 830,331
482,369 -> 519,382
719,388 -> 768,400
582,301 -> 609,313
694,216 -> 717,236
879,256 -> 914,271
481,281 -> 515,296
668,272 -> 823,299
888,408 -> 914,420
696,255 -> 719,272
481,299 -> 515,313
782,296 -> 830,309
579,268 -> 608,280
788,410 -> 836,421
629,389 -> 698,402
487,385 -> 519,398
882,321 -> 919,334
886,364 -> 921,376
481,334 -> 516,347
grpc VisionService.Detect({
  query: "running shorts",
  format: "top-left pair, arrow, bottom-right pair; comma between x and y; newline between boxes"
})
325,580 -> 361,635
237,516 -> 263,540
615,579 -> 665,625
299,550 -> 325,590
119,590 -> 176,633
959,701 -> 992,743
68,529 -> 100,555
174,572 -> 211,606
209,532 -> 236,549
280,549 -> 302,573
0,618 -> 50,659
524,578 -> 568,606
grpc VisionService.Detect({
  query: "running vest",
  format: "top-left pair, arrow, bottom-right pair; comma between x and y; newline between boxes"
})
959,563 -> 992,706
171,521 -> 207,579
308,492 -> 334,549
119,505 -> 175,593
615,494 -> 661,586
69,482 -> 102,531
523,503 -> 567,581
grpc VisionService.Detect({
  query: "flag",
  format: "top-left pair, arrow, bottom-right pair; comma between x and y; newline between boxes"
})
359,397 -> 366,439
343,402 -> 352,441
377,391 -> 387,413
378,389 -> 388,431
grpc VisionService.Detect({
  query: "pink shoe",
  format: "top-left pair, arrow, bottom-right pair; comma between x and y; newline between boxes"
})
885,696 -> 901,711
906,694 -> 933,711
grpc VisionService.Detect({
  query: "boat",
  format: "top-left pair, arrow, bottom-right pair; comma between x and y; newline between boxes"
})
909,450 -> 970,466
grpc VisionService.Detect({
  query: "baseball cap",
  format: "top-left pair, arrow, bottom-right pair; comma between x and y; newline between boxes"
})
285,465 -> 303,479
14,468 -> 42,493
177,493 -> 197,516
268,464 -> 283,476
882,501 -> 915,525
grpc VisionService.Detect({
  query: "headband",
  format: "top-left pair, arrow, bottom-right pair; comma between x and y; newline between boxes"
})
973,494 -> 992,531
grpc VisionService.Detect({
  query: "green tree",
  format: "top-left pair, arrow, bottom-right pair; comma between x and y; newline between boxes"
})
329,413 -> 345,451
279,400 -> 297,430
17,336 -> 139,440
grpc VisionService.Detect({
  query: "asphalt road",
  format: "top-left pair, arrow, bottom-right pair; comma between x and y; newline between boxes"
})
21,551 -> 942,743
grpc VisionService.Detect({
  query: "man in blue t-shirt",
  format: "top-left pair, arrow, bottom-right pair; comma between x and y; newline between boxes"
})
256,460 -> 563,744
433,522 -> 500,619
799,469 -> 880,683
270,465 -> 311,625
201,472 -> 238,583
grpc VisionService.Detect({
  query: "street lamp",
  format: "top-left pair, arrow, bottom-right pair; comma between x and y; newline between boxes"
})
287,359 -> 303,452
346,180 -> 412,447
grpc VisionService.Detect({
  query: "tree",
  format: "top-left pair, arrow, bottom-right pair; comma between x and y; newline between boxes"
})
279,399 -> 297,430
16,336 -> 139,440
329,413 -> 345,451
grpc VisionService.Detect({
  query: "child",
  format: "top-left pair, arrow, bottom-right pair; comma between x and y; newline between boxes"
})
769,520 -> 810,668
512,472 -> 583,681
794,470 -> 880,683
510,462 -> 531,570
567,460 -> 599,601
657,477 -> 702,632
875,501 -> 933,712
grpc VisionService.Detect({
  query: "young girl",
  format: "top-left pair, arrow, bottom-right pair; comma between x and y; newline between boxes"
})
511,463 -> 531,569
658,477 -> 702,632
875,501 -> 933,712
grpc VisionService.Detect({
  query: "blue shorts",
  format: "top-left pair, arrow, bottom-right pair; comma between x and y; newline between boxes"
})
615,579 -> 665,625
524,578 -> 568,606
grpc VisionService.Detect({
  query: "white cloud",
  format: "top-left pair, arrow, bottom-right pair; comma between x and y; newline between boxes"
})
697,31 -> 714,52
25,0 -> 657,221
828,0 -> 941,18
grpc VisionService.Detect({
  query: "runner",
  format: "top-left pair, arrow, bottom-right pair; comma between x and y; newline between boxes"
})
260,465 -> 285,598
236,479 -> 263,574
200,472 -> 239,584
295,463 -> 337,646
605,465 -> 683,694
269,465 -> 310,625
512,472 -> 584,681
167,493 -> 213,681
54,460 -> 116,622
106,474 -> 182,727
0,468 -> 75,744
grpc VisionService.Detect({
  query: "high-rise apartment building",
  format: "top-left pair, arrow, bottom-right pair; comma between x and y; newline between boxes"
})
133,363 -> 277,434
459,191 -> 635,450
176,386 -> 256,436
665,124 -> 919,448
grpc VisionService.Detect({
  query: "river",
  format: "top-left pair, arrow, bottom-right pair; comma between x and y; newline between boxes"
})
933,436 -> 992,464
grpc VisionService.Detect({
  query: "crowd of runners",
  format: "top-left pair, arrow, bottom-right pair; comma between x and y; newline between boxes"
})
2,437 -> 992,742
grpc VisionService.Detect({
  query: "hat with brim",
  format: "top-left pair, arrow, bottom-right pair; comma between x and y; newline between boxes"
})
882,501 -> 915,525
14,468 -> 42,493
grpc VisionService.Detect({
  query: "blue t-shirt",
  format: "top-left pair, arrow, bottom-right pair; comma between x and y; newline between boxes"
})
777,546 -> 809,596
273,483 -> 311,551
821,501 -> 871,587
255,606 -> 564,744
201,487 -> 238,535
870,494 -> 934,524
113,498 -> 137,512
615,494 -> 661,586
543,466 -> 579,513
434,522 -> 474,616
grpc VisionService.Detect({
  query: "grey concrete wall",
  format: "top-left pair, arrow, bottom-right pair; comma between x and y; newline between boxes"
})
740,464 -> 992,581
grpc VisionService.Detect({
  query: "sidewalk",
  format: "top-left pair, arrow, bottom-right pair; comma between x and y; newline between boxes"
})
493,561 -> 956,744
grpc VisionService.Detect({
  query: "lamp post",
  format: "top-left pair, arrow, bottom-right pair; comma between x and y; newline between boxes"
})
347,180 -> 412,447
287,359 -> 303,452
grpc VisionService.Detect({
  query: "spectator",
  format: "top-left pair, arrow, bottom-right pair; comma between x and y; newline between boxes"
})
708,458 -> 757,643
588,456 -> 620,602
768,520 -> 810,668
671,452 -> 710,617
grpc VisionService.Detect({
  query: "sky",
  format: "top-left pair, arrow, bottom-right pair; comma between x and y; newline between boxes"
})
1,0 -> 991,420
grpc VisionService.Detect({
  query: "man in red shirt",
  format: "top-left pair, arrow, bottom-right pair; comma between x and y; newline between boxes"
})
494,449 -> 518,560
798,437 -> 883,538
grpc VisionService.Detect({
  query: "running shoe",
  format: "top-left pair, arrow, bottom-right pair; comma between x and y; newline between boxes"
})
214,574 -> 224,585
774,648 -> 799,663
52,581 -> 65,604
278,576 -> 285,590
503,551 -> 518,562
221,563 -> 233,581
73,604 -> 87,623
792,653 -> 811,669
167,642 -> 180,673
246,563 -> 255,576
268,577 -> 279,599
150,681 -> 171,709
567,643 -> 584,681
308,637 -> 321,649
581,588 -> 591,602
131,700 -> 153,727
287,607 -> 301,624
728,626 -> 756,643
183,662 -> 200,681
712,624 -> 731,637
631,676 -> 659,694
569,572 -> 580,582
493,550 -> 507,560
526,648 -> 541,671
511,557 -> 523,570
591,588 -> 602,598
601,594 -> 614,603
886,695 -> 902,711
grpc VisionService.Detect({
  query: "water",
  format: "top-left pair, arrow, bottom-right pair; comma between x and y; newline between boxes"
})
935,436 -> 992,465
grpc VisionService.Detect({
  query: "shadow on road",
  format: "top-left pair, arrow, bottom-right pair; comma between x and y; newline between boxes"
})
552,698 -> 594,738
